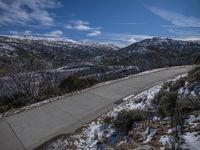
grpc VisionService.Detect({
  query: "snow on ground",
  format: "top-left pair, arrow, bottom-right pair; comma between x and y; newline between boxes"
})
106,84 -> 163,118
0,43 -> 16,51
183,132 -> 200,150
178,87 -> 189,96
143,127 -> 157,144
185,115 -> 200,128
159,135 -> 172,147
73,120 -> 114,149
181,113 -> 200,150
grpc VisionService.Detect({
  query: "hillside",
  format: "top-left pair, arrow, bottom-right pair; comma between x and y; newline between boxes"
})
1,36 -> 200,77
0,36 -> 119,76
102,37 -> 200,69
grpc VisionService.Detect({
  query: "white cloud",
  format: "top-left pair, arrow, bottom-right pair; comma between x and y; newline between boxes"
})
149,7 -> 200,27
65,25 -> 72,29
9,31 -> 19,35
127,38 -> 137,43
73,24 -> 92,31
65,19 -> 101,36
175,36 -> 200,41
47,30 -> 63,37
98,33 -> 153,46
111,22 -> 145,25
9,30 -> 63,38
73,20 -> 89,25
65,20 -> 92,31
9,30 -> 32,35
24,30 -> 32,35
87,30 -> 101,36
0,0 -> 61,26
99,32 -> 200,46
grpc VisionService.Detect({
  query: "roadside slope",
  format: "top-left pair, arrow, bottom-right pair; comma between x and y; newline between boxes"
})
0,66 -> 192,150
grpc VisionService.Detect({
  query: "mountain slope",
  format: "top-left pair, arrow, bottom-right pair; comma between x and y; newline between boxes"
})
102,37 -> 200,69
0,36 -> 119,75
1,36 -> 200,76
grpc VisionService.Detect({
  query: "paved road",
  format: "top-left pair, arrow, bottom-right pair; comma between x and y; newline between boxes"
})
0,66 -> 192,150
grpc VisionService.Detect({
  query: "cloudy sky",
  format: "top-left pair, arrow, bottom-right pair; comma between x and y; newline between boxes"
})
0,0 -> 200,46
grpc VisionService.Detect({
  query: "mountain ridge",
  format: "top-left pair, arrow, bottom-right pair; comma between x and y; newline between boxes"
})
0,35 -> 200,76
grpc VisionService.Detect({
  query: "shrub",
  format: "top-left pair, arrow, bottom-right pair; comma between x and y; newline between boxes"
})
113,110 -> 147,134
0,96 -> 13,106
0,106 -> 8,114
0,93 -> 29,113
86,78 -> 98,86
161,81 -> 172,91
59,76 -> 97,93
43,86 -> 58,97
157,92 -> 178,117
10,93 -> 28,107
152,91 -> 167,105
59,76 -> 82,92
179,96 -> 200,113
170,78 -> 185,92
103,116 -> 113,125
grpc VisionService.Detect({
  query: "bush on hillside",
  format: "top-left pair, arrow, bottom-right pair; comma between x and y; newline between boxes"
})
179,96 -> 200,113
161,81 -> 172,91
0,96 -> 12,113
10,93 -> 28,107
59,76 -> 98,92
170,78 -> 185,92
59,76 -> 82,92
0,96 -> 13,106
157,92 -> 178,117
113,110 -> 147,134
0,93 -> 29,113
152,91 -> 168,105
103,116 -> 113,125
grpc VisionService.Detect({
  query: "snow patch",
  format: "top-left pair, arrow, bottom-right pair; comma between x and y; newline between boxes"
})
106,84 -> 163,118
143,127 -> 157,144
183,132 -> 200,150
185,115 -> 200,128
159,135 -> 172,146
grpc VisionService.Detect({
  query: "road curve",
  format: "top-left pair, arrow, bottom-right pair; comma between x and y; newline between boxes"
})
0,66 -> 192,150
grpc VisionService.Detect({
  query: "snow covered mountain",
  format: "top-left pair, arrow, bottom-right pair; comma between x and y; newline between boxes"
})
1,36 -> 200,76
101,37 -> 200,69
0,36 -> 119,75
123,37 -> 200,55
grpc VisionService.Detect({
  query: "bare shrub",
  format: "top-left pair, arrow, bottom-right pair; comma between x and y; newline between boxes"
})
113,110 -> 147,134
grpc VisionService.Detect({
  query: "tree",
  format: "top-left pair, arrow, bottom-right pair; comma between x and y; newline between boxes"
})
2,59 -> 60,98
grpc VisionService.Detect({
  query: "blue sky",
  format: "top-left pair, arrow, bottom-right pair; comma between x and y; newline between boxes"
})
0,0 -> 200,46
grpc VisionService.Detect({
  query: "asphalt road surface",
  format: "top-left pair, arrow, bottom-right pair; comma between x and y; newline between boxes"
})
0,66 -> 192,150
